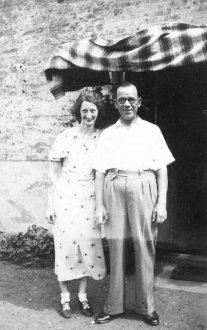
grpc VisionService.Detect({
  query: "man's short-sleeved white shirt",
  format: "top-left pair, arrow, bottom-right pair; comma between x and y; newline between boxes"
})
93,117 -> 175,173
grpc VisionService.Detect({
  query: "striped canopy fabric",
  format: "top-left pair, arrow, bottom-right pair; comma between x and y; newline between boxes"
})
45,22 -> 207,98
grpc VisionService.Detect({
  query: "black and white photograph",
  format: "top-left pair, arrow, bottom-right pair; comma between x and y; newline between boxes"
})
0,1 -> 206,329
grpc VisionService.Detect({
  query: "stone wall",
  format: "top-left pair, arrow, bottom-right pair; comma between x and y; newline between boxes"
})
0,0 -> 207,232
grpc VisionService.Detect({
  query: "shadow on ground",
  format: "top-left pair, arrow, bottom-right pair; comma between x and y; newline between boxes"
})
0,259 -> 206,330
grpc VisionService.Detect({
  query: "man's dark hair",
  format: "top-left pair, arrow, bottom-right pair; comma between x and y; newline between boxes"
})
115,82 -> 138,98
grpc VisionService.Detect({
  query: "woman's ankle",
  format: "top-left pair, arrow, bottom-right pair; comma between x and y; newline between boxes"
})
60,291 -> 70,304
78,292 -> 87,302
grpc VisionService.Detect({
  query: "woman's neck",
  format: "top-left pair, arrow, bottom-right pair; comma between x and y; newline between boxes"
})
78,123 -> 96,136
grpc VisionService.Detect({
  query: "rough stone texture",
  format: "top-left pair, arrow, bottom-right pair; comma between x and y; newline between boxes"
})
1,0 -> 207,160
0,161 -> 50,233
0,0 -> 207,232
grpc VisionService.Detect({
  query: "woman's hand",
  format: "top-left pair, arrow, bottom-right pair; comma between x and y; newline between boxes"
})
45,206 -> 56,224
46,161 -> 61,224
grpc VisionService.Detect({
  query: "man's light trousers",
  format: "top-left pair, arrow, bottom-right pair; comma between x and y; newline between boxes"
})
103,171 -> 158,315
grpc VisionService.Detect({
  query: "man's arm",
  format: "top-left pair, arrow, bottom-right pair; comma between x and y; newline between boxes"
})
94,171 -> 109,225
152,166 -> 168,224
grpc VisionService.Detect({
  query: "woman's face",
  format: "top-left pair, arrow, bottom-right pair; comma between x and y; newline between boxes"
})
80,101 -> 98,128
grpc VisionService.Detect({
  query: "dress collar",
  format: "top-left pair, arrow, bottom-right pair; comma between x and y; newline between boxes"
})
72,126 -> 100,140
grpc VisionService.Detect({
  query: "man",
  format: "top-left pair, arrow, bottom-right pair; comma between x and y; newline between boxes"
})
93,82 -> 175,326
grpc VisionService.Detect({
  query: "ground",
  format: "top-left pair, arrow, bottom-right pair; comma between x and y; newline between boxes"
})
0,260 -> 206,330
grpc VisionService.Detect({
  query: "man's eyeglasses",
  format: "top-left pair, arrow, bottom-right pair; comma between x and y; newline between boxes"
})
117,97 -> 138,105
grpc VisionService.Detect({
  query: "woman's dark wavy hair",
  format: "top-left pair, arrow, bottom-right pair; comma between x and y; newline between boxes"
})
72,90 -> 105,128
72,89 -> 120,129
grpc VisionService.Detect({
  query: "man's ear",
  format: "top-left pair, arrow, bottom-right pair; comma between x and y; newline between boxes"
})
114,99 -> 118,109
137,97 -> 142,107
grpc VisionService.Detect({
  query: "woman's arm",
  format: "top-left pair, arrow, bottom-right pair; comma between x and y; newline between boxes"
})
94,171 -> 108,226
46,161 -> 61,224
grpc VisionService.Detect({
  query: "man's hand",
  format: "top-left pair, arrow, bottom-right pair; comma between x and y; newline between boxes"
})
95,171 -> 108,227
45,206 -> 56,224
94,204 -> 109,226
153,166 -> 168,224
152,202 -> 167,224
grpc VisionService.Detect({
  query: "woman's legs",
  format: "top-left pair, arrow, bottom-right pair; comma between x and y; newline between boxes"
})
78,276 -> 88,296
59,280 -> 69,294
78,276 -> 93,317
59,277 -> 89,300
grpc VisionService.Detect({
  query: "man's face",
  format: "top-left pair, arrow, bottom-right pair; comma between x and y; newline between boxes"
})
115,85 -> 141,124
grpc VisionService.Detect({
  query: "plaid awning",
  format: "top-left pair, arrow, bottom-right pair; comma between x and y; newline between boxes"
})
45,22 -> 207,99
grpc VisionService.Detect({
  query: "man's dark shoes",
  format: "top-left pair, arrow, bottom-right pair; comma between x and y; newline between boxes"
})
95,312 -> 124,324
79,300 -> 93,317
142,311 -> 159,326
61,301 -> 71,318
95,312 -> 111,324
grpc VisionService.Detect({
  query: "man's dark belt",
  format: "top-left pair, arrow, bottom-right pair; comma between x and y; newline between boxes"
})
107,169 -> 154,176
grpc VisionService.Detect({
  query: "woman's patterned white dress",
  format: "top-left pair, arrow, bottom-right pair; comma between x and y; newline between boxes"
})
49,126 -> 106,281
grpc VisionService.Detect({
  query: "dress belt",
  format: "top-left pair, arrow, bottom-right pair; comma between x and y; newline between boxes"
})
63,171 -> 95,181
107,168 -> 154,176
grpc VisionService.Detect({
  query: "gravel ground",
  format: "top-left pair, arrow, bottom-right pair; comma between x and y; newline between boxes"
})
0,260 -> 206,330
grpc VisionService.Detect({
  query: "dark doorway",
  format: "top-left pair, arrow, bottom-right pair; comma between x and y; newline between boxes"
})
126,64 -> 207,255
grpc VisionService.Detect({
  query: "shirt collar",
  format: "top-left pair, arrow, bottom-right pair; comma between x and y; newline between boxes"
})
114,116 -> 142,128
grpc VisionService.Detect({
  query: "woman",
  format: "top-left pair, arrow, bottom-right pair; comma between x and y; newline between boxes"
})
46,91 -> 106,319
